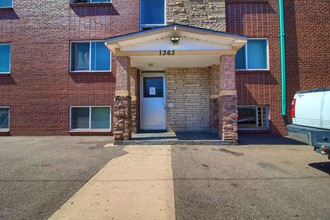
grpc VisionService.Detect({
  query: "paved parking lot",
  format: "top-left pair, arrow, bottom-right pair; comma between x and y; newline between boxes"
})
0,136 -> 122,220
0,135 -> 329,220
172,136 -> 330,220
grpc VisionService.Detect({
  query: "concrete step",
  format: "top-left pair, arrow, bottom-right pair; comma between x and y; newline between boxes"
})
114,132 -> 234,145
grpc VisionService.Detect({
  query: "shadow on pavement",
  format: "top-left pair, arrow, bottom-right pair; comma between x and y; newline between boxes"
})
309,162 -> 330,175
238,134 -> 307,145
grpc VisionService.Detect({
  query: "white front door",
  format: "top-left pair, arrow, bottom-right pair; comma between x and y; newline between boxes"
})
141,73 -> 166,130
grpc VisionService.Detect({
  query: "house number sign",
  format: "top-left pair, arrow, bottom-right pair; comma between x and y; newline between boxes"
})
159,50 -> 175,56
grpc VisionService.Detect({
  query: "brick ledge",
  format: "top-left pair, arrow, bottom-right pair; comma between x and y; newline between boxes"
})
226,0 -> 268,4
68,130 -> 113,136
70,3 -> 112,8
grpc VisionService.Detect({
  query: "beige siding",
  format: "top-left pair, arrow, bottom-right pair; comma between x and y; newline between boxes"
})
166,68 -> 211,132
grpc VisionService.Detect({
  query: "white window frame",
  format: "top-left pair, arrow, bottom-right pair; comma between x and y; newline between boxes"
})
0,106 -> 10,131
69,106 -> 111,131
140,0 -> 166,30
70,41 -> 111,73
0,43 -> 11,74
0,0 -> 13,8
237,105 -> 270,130
236,38 -> 269,71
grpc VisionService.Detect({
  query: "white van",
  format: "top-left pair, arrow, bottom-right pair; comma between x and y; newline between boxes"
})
287,88 -> 330,159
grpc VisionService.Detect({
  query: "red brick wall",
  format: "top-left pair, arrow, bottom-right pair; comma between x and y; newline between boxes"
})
226,0 -> 330,135
285,0 -> 330,117
226,0 -> 282,135
0,0 -> 140,135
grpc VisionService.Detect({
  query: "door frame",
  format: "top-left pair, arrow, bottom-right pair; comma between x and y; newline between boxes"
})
140,71 -> 167,131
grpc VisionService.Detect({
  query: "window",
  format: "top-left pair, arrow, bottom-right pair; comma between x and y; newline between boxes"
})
71,0 -> 112,3
0,107 -> 9,130
0,0 -> 13,8
143,77 -> 164,98
141,0 -> 165,28
70,41 -> 111,72
238,106 -> 269,130
0,44 -> 11,73
70,107 -> 111,130
236,39 -> 268,70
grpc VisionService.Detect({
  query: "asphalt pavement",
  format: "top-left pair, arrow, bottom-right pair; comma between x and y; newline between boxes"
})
0,136 -> 124,220
172,136 -> 330,220
0,135 -> 329,220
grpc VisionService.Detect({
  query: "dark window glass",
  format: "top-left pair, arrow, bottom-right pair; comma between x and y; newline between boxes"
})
235,45 -> 246,69
248,40 -> 268,69
71,107 -> 89,129
71,42 -> 111,71
72,43 -> 90,71
91,42 -> 110,71
0,44 -> 11,73
0,108 -> 9,129
0,0 -> 12,8
235,39 -> 268,70
141,0 -> 165,25
91,107 -> 110,129
238,106 -> 269,129
238,107 -> 257,128
143,77 -> 164,98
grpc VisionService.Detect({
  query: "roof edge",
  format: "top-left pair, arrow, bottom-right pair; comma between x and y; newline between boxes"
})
105,23 -> 247,43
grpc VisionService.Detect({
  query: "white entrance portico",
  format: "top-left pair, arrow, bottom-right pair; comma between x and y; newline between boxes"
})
105,24 -> 247,143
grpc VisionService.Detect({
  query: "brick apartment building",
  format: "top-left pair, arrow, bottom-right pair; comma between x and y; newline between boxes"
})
0,0 -> 329,142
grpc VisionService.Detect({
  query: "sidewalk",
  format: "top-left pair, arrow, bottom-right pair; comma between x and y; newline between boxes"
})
49,145 -> 176,220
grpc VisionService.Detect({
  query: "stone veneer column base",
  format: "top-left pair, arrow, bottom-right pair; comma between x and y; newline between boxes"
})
219,95 -> 238,143
210,98 -> 220,134
114,96 -> 132,141
131,99 -> 139,133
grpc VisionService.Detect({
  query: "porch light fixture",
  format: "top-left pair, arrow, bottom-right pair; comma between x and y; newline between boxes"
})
170,36 -> 180,44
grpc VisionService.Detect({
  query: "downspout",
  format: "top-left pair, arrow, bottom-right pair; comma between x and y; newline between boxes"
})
278,0 -> 288,125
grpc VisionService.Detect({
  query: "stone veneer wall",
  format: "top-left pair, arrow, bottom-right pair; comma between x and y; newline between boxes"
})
210,65 -> 220,134
166,68 -> 211,132
130,68 -> 140,133
167,0 -> 226,31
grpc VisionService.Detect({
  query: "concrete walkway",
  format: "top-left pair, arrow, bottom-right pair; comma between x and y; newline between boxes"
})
49,145 -> 176,220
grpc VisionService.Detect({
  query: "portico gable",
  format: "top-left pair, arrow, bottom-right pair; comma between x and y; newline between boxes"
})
105,24 -> 247,143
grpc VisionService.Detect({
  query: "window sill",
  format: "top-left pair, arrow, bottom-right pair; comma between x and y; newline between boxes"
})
0,129 -> 10,135
69,71 -> 111,74
236,70 -> 270,74
0,72 -> 11,75
69,130 -> 112,136
226,0 -> 268,4
0,7 -> 13,10
70,2 -> 112,8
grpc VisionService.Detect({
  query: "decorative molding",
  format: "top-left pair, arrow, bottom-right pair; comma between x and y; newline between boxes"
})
115,50 -> 236,57
115,90 -> 130,97
219,90 -> 237,96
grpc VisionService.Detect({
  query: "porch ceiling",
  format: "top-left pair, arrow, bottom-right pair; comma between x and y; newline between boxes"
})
105,24 -> 247,70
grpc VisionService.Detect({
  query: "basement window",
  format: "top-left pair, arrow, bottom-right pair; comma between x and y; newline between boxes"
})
70,41 -> 111,72
0,107 -> 9,130
0,44 -> 11,74
236,39 -> 269,70
0,0 -> 13,8
70,106 -> 111,130
238,106 -> 269,130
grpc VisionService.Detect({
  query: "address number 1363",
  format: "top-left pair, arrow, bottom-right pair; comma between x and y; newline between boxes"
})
159,50 -> 175,56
